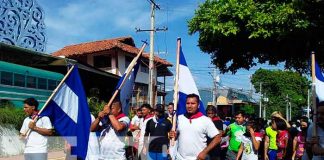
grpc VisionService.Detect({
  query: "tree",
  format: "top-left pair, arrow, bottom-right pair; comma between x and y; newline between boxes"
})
241,104 -> 256,115
251,69 -> 310,118
188,0 -> 324,73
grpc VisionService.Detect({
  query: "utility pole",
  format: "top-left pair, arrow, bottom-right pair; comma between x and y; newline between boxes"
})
135,0 -> 167,107
259,82 -> 262,118
212,69 -> 217,106
289,101 -> 292,121
286,94 -> 289,120
307,88 -> 310,118
209,69 -> 219,107
263,93 -> 268,119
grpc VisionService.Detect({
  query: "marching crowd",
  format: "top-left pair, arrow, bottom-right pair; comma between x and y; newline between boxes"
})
19,94 -> 324,160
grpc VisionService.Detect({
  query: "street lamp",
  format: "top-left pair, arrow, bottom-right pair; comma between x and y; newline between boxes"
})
263,96 -> 269,119
208,71 -> 220,106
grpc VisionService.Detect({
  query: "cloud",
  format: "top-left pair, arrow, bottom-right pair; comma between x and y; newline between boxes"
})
37,0 -> 205,52
39,0 -> 153,52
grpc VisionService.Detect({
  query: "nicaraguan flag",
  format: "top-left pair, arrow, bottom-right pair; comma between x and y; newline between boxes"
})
177,46 -> 205,115
116,61 -> 140,115
315,62 -> 324,102
40,66 -> 91,159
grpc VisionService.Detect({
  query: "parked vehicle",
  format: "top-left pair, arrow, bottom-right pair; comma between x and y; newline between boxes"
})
0,61 -> 63,108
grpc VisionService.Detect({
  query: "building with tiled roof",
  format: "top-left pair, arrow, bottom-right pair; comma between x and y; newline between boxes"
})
52,36 -> 173,105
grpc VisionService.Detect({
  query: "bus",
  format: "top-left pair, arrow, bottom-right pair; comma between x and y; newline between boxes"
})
0,61 -> 64,108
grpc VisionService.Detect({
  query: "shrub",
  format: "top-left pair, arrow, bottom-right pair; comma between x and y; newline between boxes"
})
0,106 -> 26,130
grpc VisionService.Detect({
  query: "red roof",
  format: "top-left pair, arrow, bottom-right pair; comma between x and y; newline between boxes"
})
52,36 -> 172,66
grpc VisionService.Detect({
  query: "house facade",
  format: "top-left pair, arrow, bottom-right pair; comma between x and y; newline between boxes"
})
52,37 -> 173,106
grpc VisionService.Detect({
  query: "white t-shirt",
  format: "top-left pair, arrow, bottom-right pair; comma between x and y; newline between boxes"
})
305,123 -> 324,160
86,115 -> 100,160
175,115 -> 219,160
20,116 -> 52,153
99,116 -> 130,160
130,115 -> 142,139
240,135 -> 262,160
138,115 -> 153,154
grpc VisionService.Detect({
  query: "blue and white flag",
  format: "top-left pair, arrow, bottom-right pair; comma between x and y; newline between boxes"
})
315,62 -> 324,102
177,46 -> 205,115
116,61 -> 140,115
40,66 -> 91,159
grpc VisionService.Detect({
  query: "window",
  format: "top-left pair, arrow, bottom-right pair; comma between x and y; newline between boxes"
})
26,76 -> 36,88
94,55 -> 112,68
141,64 -> 149,73
125,56 -> 132,68
48,79 -> 57,90
1,71 -> 13,85
38,78 -> 47,89
14,73 -> 25,87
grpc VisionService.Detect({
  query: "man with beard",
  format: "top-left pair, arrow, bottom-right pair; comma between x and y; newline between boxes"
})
169,93 -> 221,160
138,103 -> 154,159
306,101 -> 324,159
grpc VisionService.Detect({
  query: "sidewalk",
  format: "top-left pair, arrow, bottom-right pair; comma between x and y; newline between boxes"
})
0,150 -> 65,160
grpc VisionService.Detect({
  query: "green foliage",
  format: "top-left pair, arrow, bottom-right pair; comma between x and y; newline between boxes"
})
0,105 -> 26,130
241,104 -> 256,115
188,0 -> 324,73
251,69 -> 310,118
88,97 -> 106,117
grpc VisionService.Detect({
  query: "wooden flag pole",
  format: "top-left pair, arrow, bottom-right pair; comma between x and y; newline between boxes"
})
311,52 -> 317,137
24,65 -> 76,136
38,65 -> 75,115
105,42 -> 147,108
170,38 -> 181,146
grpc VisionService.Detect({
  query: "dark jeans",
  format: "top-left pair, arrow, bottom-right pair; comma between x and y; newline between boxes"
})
147,152 -> 168,160
268,149 -> 277,160
226,149 -> 237,160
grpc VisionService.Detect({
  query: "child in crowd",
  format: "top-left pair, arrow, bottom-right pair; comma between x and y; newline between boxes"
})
236,121 -> 262,160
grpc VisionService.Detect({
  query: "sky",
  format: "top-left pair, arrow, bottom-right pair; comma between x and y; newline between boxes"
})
37,0 -> 283,95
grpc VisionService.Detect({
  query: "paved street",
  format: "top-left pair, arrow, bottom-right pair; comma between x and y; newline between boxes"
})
0,150 -> 65,160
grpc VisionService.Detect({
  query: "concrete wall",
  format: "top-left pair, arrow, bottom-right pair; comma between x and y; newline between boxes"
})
117,53 -> 156,85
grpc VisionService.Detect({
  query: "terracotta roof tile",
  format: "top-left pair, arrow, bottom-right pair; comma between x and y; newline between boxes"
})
52,36 -> 172,66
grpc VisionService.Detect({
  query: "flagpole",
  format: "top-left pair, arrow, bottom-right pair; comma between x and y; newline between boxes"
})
311,52 -> 317,137
105,42 -> 147,108
170,38 -> 181,146
24,65 -> 76,136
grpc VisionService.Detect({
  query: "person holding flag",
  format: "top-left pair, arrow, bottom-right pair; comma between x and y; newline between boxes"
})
34,65 -> 92,159
169,94 -> 221,160
91,42 -> 146,159
20,97 -> 53,160
304,54 -> 324,159
90,99 -> 130,160
305,101 -> 324,159
169,38 -> 218,160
